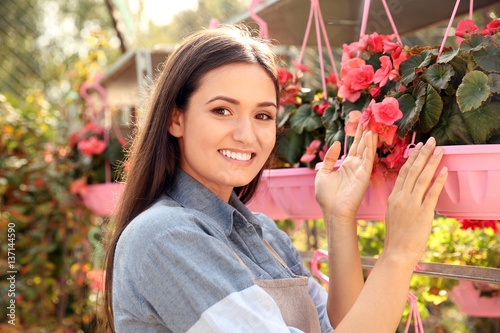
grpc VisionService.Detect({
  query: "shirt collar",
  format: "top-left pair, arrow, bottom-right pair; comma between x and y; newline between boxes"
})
166,169 -> 263,236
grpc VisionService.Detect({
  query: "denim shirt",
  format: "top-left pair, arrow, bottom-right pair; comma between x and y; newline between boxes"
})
113,169 -> 333,332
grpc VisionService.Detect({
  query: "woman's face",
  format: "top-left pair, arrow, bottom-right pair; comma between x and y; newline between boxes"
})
168,63 -> 277,202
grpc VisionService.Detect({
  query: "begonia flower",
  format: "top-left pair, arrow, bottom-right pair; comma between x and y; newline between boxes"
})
346,65 -> 374,91
373,122 -> 398,146
340,58 -> 365,78
338,79 -> 362,103
455,20 -> 479,37
300,139 -> 322,163
326,72 -> 338,86
373,56 -> 393,87
368,32 -> 384,53
370,86 -> 381,97
371,97 -> 403,126
278,67 -> 293,85
313,100 -> 329,115
77,136 -> 107,156
459,219 -> 499,232
319,144 -> 329,161
383,40 -> 400,53
70,178 -> 88,194
293,60 -> 312,74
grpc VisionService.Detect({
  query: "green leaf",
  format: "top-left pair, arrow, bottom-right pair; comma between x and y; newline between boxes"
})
290,103 -> 323,134
325,122 -> 345,149
460,34 -> 492,54
430,100 -> 474,145
395,92 -> 423,138
437,48 -> 460,63
456,71 -> 491,112
277,128 -> 305,164
474,45 -> 500,73
321,98 -> 340,129
277,105 -> 294,128
488,134 -> 500,144
462,102 -> 500,143
488,73 -> 500,94
419,84 -> 444,133
400,50 -> 433,85
422,64 -> 455,91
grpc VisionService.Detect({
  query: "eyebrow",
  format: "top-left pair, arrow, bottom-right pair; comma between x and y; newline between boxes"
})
206,95 -> 277,109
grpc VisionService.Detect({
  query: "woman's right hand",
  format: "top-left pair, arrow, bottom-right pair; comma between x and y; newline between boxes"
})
383,137 -> 448,265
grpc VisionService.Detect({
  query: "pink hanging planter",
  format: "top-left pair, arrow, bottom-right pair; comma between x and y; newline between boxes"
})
449,280 -> 500,317
245,172 -> 288,220
80,183 -> 124,217
435,144 -> 500,219
267,167 -> 323,220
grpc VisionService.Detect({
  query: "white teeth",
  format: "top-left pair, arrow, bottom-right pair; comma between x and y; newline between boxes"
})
219,150 -> 252,161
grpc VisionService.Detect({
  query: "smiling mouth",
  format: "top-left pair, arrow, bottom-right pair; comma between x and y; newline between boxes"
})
218,150 -> 254,161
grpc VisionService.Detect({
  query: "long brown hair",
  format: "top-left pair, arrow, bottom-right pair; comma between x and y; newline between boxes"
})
101,26 -> 279,332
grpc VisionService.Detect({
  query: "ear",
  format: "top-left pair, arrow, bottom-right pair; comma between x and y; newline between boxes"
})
168,108 -> 184,138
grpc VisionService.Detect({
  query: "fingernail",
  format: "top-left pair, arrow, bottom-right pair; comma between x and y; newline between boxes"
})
440,166 -> 448,175
414,142 -> 424,150
425,137 -> 435,146
433,147 -> 442,156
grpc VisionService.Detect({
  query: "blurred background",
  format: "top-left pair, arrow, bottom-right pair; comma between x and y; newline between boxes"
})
1,0 -> 500,332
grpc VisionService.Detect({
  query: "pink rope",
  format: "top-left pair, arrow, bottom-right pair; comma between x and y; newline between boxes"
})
249,0 -> 270,43
360,0 -> 371,38
297,0 -> 339,99
404,292 -> 424,333
437,0 -> 461,60
469,0 -> 474,20
380,0 -> 402,45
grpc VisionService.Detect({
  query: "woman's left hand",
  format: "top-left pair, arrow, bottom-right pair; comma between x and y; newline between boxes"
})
315,124 -> 378,221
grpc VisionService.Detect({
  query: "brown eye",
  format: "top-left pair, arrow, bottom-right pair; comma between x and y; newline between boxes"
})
213,108 -> 231,116
256,113 -> 274,121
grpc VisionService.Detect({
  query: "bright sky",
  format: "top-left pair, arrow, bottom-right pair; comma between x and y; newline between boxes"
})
142,0 -> 199,25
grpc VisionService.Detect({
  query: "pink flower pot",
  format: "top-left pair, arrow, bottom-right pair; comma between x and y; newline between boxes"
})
449,280 -> 500,317
245,174 -> 288,220
435,145 -> 500,219
267,168 -> 323,220
80,183 -> 124,217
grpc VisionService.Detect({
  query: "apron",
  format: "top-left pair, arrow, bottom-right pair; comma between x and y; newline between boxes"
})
235,241 -> 322,333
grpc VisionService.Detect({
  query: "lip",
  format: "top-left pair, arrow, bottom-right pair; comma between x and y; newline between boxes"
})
218,149 -> 256,165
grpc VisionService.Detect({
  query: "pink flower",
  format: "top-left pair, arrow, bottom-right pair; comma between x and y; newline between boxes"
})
77,136 -> 107,156
70,178 -> 88,194
367,32 -> 384,53
459,219 -> 499,232
313,100 -> 329,115
293,60 -> 312,74
360,100 -> 375,130
373,56 -> 393,87
278,67 -> 293,85
373,123 -> 398,146
346,65 -> 374,91
345,111 -> 362,136
455,20 -> 479,38
280,95 -> 300,105
370,86 -> 381,97
341,43 -> 355,63
392,50 -> 409,72
338,79 -> 361,103
371,97 -> 403,126
319,144 -> 328,161
326,72 -> 338,86
383,40 -> 400,53
386,136 -> 410,168
340,58 -> 365,78
482,19 -> 500,36
300,140 -> 322,163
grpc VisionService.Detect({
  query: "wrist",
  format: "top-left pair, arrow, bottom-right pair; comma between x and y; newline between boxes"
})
378,250 -> 420,272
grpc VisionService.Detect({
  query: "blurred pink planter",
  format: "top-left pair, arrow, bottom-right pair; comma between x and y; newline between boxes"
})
449,280 -> 500,317
267,168 -> 323,220
80,183 -> 124,217
245,173 -> 288,220
435,145 -> 500,219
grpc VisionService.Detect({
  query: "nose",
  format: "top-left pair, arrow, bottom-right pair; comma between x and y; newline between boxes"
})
232,116 -> 257,145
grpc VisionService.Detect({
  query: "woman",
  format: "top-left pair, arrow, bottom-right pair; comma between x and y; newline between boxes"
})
103,26 -> 448,332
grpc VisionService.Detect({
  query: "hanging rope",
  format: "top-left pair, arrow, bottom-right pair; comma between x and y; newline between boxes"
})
437,0 -> 462,60
360,0 -> 402,45
296,0 -> 339,100
249,0 -> 270,43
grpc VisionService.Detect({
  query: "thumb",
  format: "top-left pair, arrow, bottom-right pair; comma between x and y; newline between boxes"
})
318,141 -> 341,174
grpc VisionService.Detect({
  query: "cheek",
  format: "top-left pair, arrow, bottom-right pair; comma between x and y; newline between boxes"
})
258,127 -> 276,151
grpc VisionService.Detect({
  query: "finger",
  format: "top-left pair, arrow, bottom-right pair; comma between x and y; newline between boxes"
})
348,123 -> 363,156
318,141 -> 341,174
411,146 -> 444,201
422,166 -> 448,210
393,141 -> 424,193
356,130 -> 369,158
402,137 -> 437,194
